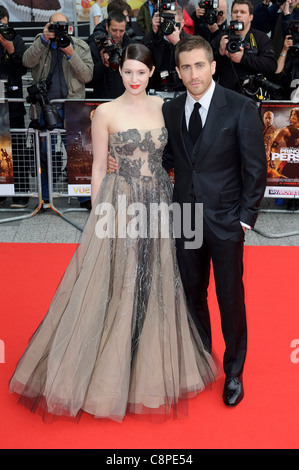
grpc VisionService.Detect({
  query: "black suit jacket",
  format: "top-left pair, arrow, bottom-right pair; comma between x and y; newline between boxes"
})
162,84 -> 267,240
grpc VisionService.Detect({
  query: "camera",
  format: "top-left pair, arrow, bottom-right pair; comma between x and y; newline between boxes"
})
242,73 -> 283,100
94,34 -> 122,70
0,22 -> 16,41
286,20 -> 299,59
225,20 -> 249,53
26,80 -> 59,130
48,21 -> 72,48
158,1 -> 178,36
198,0 -> 222,26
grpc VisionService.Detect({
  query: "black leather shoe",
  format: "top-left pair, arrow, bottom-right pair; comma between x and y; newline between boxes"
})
223,376 -> 244,407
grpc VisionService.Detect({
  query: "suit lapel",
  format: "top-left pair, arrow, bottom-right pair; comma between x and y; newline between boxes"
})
171,93 -> 194,167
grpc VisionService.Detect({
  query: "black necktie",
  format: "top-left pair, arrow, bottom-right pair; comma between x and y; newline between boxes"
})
188,102 -> 202,145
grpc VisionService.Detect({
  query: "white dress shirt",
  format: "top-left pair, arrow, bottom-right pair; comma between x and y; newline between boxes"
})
185,80 -> 215,129
184,80 -> 250,231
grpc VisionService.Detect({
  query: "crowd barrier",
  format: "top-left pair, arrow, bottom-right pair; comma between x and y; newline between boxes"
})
0,97 -> 299,239
0,126 -> 43,224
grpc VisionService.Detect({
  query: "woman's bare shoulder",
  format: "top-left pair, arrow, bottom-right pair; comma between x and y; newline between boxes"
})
149,95 -> 164,108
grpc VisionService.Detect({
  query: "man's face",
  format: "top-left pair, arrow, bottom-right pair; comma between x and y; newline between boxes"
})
107,20 -> 126,45
176,47 -> 216,101
0,16 -> 8,24
290,110 -> 299,126
217,0 -> 228,25
231,3 -> 253,34
263,112 -> 274,127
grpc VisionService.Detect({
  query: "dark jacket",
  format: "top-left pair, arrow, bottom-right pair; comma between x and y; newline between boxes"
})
162,84 -> 267,239
88,31 -> 133,99
211,27 -> 277,94
142,29 -> 188,92
252,3 -> 299,56
0,32 -> 27,122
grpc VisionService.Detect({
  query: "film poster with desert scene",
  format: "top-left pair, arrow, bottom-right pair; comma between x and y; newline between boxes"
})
0,100 -> 14,196
261,101 -> 299,198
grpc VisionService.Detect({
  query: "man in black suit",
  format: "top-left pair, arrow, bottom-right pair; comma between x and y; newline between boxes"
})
162,35 -> 267,407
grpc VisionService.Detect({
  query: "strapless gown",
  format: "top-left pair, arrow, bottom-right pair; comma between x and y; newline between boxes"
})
9,128 -> 220,422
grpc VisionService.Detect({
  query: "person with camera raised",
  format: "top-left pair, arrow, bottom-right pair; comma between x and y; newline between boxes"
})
211,0 -> 277,94
142,5 -> 187,92
22,12 -> 93,206
90,11 -> 133,99
191,0 -> 228,42
0,5 -> 29,209
252,0 -> 299,57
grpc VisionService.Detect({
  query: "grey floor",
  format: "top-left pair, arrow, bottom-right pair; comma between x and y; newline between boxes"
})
0,196 -> 299,245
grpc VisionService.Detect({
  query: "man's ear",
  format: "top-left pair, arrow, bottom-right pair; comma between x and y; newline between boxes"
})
176,66 -> 181,80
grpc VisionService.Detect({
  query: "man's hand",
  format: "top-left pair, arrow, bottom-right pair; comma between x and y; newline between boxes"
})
219,34 -> 229,56
207,22 -> 219,34
281,0 -> 290,15
100,49 -> 110,67
167,23 -> 181,45
61,43 -> 74,57
228,47 -> 244,63
152,12 -> 160,34
195,7 -> 206,18
0,35 -> 15,54
42,22 -> 56,42
107,153 -> 118,171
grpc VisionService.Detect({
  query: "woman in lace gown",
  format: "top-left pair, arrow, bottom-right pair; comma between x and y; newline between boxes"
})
9,44 -> 219,423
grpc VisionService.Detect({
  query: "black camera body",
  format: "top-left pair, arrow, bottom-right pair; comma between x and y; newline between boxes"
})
198,0 -> 221,26
242,73 -> 283,100
225,20 -> 249,53
0,22 -> 16,41
94,34 -> 122,70
26,80 -> 59,130
159,1 -> 178,36
286,20 -> 299,59
48,21 -> 71,48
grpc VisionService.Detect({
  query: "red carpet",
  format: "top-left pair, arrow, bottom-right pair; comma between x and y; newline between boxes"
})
0,243 -> 298,449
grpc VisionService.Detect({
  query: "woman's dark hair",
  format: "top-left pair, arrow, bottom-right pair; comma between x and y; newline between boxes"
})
120,44 -> 154,71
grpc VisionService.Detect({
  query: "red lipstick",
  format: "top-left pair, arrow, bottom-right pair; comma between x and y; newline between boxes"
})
130,85 -> 140,89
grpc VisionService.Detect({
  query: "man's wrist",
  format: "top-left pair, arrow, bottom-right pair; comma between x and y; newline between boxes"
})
40,35 -> 49,46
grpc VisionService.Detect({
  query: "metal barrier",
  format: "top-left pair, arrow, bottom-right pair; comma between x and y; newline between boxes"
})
0,126 -> 43,224
45,128 -> 88,232
1,98 -> 299,239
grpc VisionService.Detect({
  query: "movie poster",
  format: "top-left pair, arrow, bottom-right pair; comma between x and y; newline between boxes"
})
261,101 -> 299,198
0,101 -> 14,196
65,100 -> 108,196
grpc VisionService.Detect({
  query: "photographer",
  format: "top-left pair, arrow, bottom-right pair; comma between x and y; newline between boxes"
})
252,0 -> 299,57
90,11 -> 133,99
23,12 -> 93,206
191,0 -> 228,42
211,0 -> 277,94
142,5 -> 187,92
137,0 -> 157,35
0,5 -> 29,209
272,28 -> 299,99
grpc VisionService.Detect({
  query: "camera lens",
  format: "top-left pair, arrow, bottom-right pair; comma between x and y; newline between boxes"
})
227,41 -> 240,53
56,34 -> 71,48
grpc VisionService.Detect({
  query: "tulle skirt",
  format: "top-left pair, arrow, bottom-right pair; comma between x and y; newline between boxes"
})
9,171 -> 220,422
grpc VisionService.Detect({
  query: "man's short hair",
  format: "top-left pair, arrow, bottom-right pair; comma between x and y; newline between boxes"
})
175,35 -> 214,67
231,0 -> 254,15
107,11 -> 127,26
0,5 -> 9,21
107,0 -> 132,15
